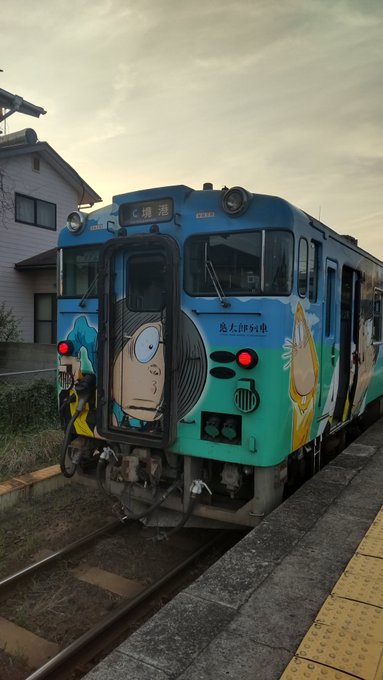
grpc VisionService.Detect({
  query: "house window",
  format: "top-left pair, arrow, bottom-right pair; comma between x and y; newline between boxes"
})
32,156 -> 40,172
34,294 -> 57,343
15,193 -> 56,231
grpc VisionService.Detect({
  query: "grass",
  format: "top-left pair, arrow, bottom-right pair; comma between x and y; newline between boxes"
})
0,428 -> 62,482
0,379 -> 61,481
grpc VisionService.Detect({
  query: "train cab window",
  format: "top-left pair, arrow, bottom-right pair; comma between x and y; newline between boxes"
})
184,230 -> 293,296
373,290 -> 383,342
61,247 -> 99,296
184,231 -> 262,296
126,254 -> 166,311
263,231 -> 293,295
298,238 -> 308,296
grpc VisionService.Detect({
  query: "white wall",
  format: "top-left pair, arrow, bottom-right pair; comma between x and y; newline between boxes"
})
0,153 -> 78,341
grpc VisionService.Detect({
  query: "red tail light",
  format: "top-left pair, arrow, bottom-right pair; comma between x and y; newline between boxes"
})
236,348 -> 258,369
57,340 -> 74,356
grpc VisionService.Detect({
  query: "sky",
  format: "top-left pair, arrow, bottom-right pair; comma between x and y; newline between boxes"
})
1,0 -> 383,256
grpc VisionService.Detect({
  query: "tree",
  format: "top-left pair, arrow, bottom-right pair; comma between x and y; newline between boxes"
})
0,301 -> 22,341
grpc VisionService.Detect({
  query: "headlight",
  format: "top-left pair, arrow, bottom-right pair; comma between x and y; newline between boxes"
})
66,211 -> 85,233
222,186 -> 250,216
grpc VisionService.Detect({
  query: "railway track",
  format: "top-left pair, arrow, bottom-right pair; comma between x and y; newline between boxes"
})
0,520 -> 122,594
0,520 -> 243,680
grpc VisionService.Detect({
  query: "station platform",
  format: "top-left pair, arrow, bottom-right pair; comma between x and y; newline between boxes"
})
83,418 -> 383,680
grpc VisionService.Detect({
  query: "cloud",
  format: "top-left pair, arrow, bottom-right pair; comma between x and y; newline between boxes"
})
1,0 -> 382,255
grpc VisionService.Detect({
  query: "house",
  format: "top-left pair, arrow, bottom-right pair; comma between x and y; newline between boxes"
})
0,127 -> 101,343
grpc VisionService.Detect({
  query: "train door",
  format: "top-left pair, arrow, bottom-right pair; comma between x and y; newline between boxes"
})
333,266 -> 360,423
97,234 -> 180,447
321,259 -> 337,418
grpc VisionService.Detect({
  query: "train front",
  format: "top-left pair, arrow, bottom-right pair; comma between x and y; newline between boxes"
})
58,184 -> 297,528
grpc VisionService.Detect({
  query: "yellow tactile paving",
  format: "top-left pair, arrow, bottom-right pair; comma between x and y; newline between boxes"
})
281,656 -> 363,679
365,509 -> 383,536
344,552 -> 383,580
333,571 -> 383,608
296,621 -> 383,679
358,534 -> 383,559
375,654 -> 383,680
279,505 -> 383,680
371,507 -> 383,524
316,594 -> 383,642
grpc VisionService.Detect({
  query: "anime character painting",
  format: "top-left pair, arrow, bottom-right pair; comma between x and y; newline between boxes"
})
110,301 -> 207,434
58,315 -> 98,436
112,320 -> 165,428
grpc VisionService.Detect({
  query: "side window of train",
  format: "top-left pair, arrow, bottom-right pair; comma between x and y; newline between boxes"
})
373,289 -> 383,342
308,241 -> 320,302
298,238 -> 308,297
325,266 -> 336,337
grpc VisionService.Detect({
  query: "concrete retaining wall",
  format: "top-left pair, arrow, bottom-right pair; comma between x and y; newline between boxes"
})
0,342 -> 56,370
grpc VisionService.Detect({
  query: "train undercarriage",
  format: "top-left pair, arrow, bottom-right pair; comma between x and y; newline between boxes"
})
61,411 -> 371,530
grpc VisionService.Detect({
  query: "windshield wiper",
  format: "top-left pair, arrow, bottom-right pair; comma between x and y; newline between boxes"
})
205,259 -> 230,308
79,273 -> 98,308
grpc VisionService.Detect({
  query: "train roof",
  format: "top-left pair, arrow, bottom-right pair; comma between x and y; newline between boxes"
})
58,184 -> 382,266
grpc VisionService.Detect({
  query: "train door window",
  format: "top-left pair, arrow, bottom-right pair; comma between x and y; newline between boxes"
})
373,289 -> 383,342
126,254 -> 166,311
325,266 -> 336,336
308,241 -> 319,302
298,238 -> 308,297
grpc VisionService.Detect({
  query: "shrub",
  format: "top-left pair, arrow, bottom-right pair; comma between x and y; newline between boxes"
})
0,301 -> 22,341
0,379 -> 59,434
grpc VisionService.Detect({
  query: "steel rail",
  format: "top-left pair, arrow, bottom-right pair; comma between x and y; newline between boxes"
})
25,531 -> 226,680
0,519 -> 121,593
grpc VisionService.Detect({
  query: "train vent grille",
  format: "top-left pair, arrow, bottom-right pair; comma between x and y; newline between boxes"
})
234,387 -> 258,413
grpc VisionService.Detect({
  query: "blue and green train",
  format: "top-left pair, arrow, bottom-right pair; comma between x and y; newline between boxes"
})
57,183 -> 383,527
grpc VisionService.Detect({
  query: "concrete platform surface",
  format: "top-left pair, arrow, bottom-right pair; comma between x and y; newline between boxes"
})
83,419 -> 383,680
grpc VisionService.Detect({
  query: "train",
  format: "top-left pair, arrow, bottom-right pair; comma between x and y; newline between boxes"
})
57,183 -> 383,529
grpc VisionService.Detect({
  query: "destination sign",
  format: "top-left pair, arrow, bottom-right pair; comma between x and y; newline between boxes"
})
119,198 -> 173,226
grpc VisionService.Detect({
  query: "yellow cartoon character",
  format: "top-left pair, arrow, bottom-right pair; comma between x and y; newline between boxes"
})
288,303 -> 319,450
